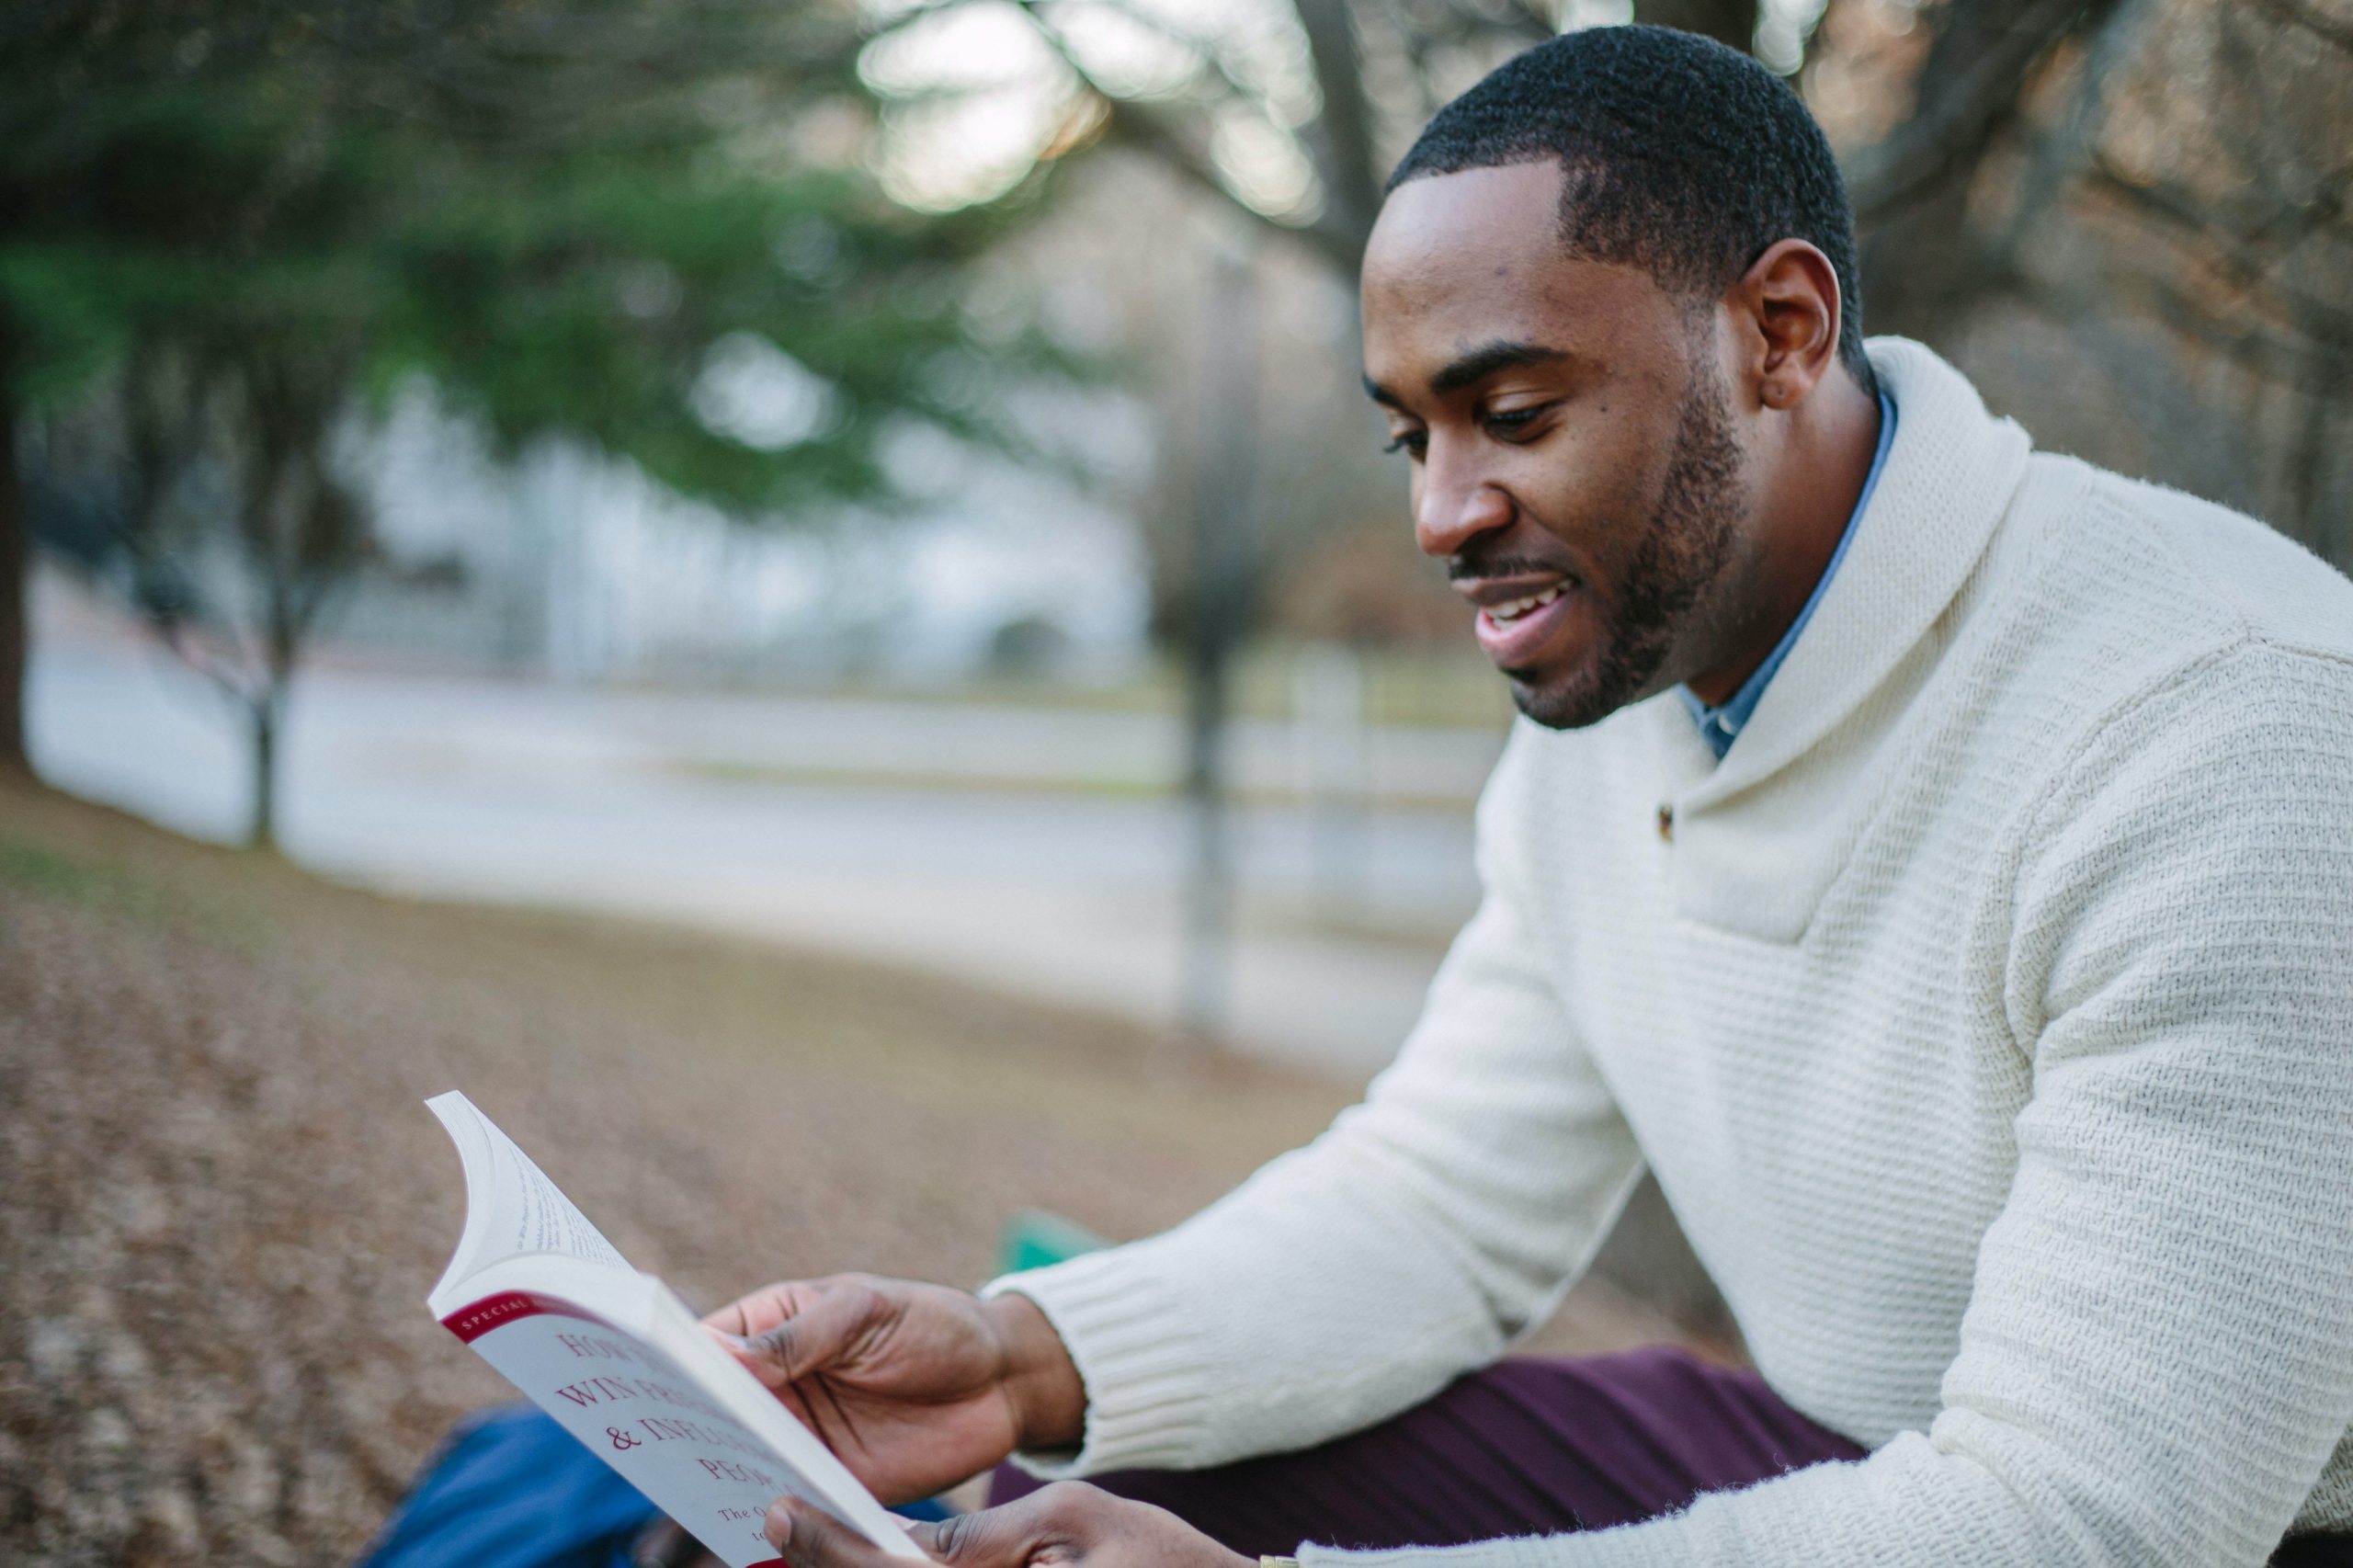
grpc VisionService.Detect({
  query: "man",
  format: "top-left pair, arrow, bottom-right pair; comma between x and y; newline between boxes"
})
713,25 -> 2353,1568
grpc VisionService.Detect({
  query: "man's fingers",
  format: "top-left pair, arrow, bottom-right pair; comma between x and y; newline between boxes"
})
706,1279 -> 881,1392
767,1498 -> 926,1568
704,1279 -> 821,1341
743,1281 -> 881,1388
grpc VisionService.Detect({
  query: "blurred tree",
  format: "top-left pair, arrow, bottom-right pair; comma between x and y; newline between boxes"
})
1812,0 -> 2350,557
886,1 -> 1756,283
848,0 -> 1754,1041
0,0 -> 1067,838
100,339 -> 370,853
1836,0 -> 2134,340
1641,0 -> 1762,52
0,354 -> 19,776
862,0 -> 2347,562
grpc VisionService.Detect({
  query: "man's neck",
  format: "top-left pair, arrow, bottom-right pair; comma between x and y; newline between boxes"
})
1684,370 -> 1885,710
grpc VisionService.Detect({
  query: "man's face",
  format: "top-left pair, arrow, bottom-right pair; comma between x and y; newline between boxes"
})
1361,161 -> 1752,729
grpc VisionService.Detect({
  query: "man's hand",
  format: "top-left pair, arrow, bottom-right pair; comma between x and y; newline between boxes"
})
704,1275 -> 1086,1504
765,1483 -> 1257,1568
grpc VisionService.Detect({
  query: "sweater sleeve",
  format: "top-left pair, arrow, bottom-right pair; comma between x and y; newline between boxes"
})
982,725 -> 1644,1477
1302,643 -> 2353,1568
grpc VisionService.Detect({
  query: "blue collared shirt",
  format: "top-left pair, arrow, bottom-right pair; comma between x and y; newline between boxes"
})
1678,388 -> 1898,758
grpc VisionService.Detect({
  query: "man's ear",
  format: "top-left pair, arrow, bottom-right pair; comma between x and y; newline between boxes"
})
1729,238 -> 1844,413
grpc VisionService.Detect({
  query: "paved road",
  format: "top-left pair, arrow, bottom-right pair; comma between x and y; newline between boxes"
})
26,602 -> 1500,1074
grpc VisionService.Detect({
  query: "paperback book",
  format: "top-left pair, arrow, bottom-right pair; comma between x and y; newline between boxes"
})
425,1091 -> 926,1566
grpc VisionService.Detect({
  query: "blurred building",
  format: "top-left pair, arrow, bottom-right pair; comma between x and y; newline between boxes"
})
338,379 -> 1154,687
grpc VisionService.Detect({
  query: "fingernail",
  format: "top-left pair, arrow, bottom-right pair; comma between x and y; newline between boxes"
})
766,1499 -> 792,1546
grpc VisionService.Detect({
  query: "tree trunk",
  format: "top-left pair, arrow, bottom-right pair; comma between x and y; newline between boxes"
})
247,690 -> 280,851
1635,0 -> 1758,53
0,370 -> 27,777
1851,0 -> 2124,342
1176,245 -> 1262,1047
1179,628 -> 1235,1042
1856,176 -> 1983,344
1291,0 -> 1385,265
2286,325 -> 2346,553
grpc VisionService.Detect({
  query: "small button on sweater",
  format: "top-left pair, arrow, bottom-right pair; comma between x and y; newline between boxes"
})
987,340 -> 2353,1567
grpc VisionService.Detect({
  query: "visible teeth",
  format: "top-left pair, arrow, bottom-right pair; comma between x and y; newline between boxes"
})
1489,585 -> 1563,622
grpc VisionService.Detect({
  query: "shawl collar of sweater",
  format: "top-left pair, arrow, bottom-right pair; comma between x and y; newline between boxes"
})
1628,338 -> 2034,942
1688,338 -> 2029,806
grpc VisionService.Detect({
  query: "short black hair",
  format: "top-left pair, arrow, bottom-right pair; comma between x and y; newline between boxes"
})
1389,25 -> 1874,387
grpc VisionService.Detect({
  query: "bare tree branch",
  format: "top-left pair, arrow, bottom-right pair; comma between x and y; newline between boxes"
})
1633,0 -> 1757,53
1984,0 -> 2152,271
999,0 -> 1375,270
2097,268 -> 2353,384
144,606 -> 267,712
1847,0 -> 2120,222
1502,0 -> 1565,42
1290,0 -> 1386,266
1040,0 -> 1270,109
2246,0 -> 2353,53
2085,155 -> 2353,323
1091,94 -> 1366,271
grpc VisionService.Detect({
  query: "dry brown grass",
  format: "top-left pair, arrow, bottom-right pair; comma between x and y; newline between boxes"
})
0,776 -> 1683,1565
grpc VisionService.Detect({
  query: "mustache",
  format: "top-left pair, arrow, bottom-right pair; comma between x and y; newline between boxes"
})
1447,550 -> 1574,582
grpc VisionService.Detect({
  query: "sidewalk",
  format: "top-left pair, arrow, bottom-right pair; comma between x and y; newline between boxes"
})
28,589 -> 1500,1074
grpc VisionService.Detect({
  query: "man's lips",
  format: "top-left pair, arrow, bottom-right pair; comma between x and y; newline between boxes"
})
1458,573 -> 1580,668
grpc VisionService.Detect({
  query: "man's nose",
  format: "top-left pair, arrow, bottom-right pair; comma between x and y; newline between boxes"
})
1414,455 -> 1514,558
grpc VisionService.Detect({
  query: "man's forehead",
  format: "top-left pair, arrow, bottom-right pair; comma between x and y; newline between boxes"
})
1362,163 -> 1572,304
1362,218 -> 1673,402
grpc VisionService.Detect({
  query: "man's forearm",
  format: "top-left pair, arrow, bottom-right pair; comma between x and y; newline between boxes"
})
985,1290 -> 1087,1453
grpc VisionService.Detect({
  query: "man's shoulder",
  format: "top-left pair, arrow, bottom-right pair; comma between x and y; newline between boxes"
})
1986,457 -> 2353,825
2022,454 -> 2353,667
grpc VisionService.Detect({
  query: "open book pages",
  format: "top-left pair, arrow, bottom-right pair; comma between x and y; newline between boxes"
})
425,1092 -> 927,1565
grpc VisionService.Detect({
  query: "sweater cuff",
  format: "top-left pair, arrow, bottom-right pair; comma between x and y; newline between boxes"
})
1299,1530 -> 1684,1568
1298,1537 -> 1606,1568
979,1249 -> 1216,1479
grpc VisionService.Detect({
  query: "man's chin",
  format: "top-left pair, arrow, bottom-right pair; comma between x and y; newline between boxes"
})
1503,666 -> 1622,731
1501,642 -> 1671,731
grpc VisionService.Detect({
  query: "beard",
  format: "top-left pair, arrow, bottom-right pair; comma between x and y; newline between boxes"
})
1510,350 -> 1744,731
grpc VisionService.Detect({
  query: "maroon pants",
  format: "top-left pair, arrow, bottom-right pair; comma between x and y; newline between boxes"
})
989,1346 -> 2353,1565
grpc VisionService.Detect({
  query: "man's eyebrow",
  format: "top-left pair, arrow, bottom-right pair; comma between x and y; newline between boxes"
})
1429,340 -> 1571,397
1361,341 -> 1575,408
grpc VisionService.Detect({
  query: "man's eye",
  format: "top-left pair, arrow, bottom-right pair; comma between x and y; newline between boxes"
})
1483,406 -> 1546,438
1381,430 -> 1427,459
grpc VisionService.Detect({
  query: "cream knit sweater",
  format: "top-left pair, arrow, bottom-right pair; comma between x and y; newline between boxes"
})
987,340 -> 2353,1566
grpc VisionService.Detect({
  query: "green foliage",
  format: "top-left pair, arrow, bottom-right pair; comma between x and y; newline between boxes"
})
0,1 -> 1084,835
0,1 -> 1073,517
